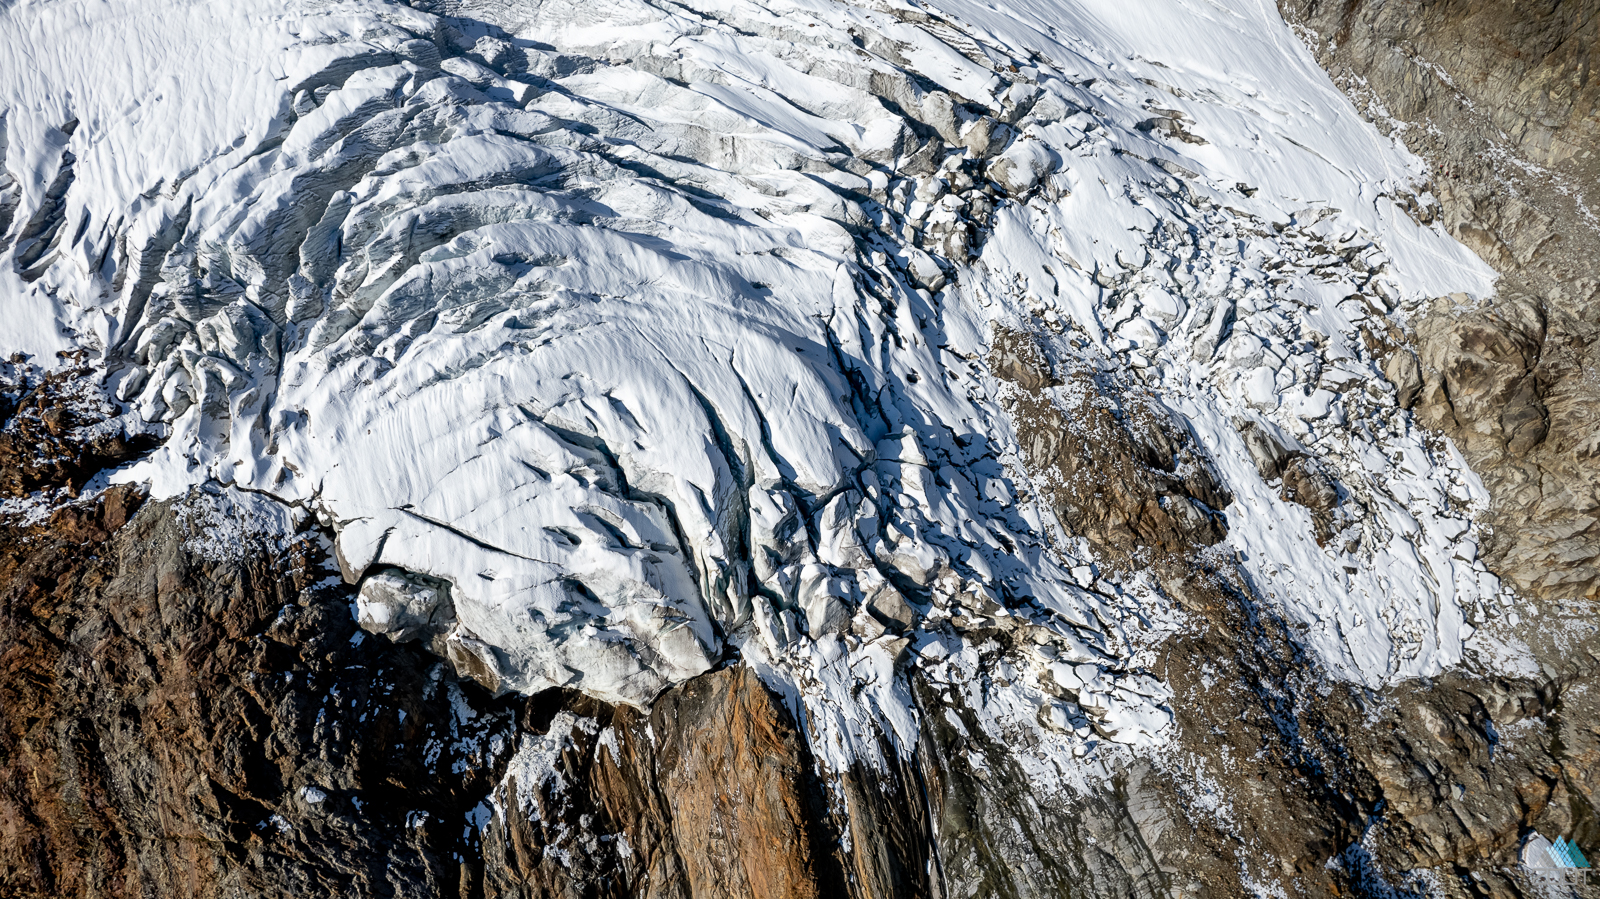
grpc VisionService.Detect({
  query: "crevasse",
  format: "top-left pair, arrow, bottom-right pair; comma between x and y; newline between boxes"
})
2,0 -> 1501,771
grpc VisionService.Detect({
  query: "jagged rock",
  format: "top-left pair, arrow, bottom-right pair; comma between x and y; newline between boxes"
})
42,482 -> 146,544
0,490 -> 523,899
5,477 -> 1597,899
482,669 -> 844,899
1383,349 -> 1423,410
992,329 -> 1231,559
1236,418 -> 1297,481
1279,0 -> 1600,599
1415,295 -> 1550,459
1279,456 -> 1342,546
1157,564 -> 1600,899
0,360 -> 157,497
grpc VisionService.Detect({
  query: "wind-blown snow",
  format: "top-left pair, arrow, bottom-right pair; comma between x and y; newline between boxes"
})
3,0 -> 1501,773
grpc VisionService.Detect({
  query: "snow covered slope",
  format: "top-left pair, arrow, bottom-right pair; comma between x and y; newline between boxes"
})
2,0 -> 1503,765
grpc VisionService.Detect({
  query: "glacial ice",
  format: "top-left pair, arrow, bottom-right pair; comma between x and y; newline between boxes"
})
2,0 -> 1504,769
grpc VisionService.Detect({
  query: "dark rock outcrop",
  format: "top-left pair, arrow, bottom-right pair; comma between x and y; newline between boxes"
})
0,357 -> 157,498
992,329 -> 1232,561
0,488 -> 527,899
480,671 -> 849,899
1278,0 -> 1600,601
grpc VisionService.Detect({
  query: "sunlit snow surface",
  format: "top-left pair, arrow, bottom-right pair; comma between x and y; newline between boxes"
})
3,0 -> 1503,769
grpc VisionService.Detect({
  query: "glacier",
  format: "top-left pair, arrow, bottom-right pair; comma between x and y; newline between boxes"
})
1,0 -> 1506,774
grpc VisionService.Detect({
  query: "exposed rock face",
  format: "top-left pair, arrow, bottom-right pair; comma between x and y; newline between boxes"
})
480,671 -> 845,899
0,489 -> 531,899
0,357 -> 157,498
992,330 -> 1232,560
1278,0 -> 1600,601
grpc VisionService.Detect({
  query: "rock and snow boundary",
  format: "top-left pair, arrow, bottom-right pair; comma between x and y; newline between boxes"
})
2,0 -> 1505,801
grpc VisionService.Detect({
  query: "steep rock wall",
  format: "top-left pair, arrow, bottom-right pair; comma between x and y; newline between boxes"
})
1279,0 -> 1600,602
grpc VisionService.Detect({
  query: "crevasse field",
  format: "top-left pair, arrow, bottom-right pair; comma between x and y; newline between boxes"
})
1,0 -> 1507,784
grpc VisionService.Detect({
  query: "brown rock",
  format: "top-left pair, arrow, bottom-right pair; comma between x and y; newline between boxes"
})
1383,348 -> 1422,410
0,363 -> 157,498
991,329 -> 1230,560
651,670 -> 837,898
42,483 -> 146,544
1278,456 -> 1342,546
482,668 -> 845,899
1415,296 -> 1549,459
1279,0 -> 1600,599
0,491 -> 522,899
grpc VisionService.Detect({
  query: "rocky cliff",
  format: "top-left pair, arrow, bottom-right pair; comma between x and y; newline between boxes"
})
1279,0 -> 1600,603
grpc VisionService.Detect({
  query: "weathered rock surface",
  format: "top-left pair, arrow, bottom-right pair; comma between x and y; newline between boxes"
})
480,671 -> 845,899
0,357 -> 157,498
992,330 -> 1232,561
0,490 -> 531,899
1278,0 -> 1600,601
